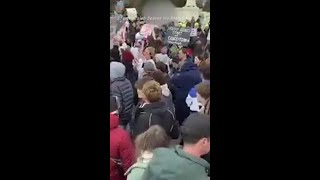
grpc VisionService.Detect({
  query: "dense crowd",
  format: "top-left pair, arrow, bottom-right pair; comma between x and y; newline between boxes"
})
110,15 -> 211,180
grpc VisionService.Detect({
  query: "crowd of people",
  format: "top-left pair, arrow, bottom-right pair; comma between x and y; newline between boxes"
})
110,15 -> 211,180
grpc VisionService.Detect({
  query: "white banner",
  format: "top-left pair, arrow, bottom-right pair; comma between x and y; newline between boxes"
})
190,28 -> 197,37
126,8 -> 137,20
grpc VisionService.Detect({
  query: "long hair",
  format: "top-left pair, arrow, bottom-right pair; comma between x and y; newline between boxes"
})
134,125 -> 170,158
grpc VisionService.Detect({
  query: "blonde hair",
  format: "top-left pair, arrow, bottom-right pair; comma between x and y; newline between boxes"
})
145,47 -> 155,60
142,80 -> 162,103
135,125 -> 170,156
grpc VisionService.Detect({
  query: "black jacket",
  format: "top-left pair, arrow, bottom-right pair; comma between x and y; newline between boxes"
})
110,77 -> 134,126
132,101 -> 179,139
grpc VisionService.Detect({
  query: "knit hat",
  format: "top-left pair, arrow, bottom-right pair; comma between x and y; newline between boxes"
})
122,50 -> 134,63
143,61 -> 156,72
110,62 -> 126,81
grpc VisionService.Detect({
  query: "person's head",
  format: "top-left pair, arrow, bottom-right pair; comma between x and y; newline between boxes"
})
110,62 -> 126,81
122,50 -> 134,63
194,54 -> 205,66
196,82 -> 210,105
199,62 -> 210,81
178,47 -> 188,61
135,125 -> 170,156
160,46 -> 168,55
181,113 -> 211,156
110,48 -> 120,61
143,46 -> 155,60
135,76 -> 154,100
155,62 -> 168,74
143,61 -> 157,75
141,80 -> 162,103
150,70 -> 167,86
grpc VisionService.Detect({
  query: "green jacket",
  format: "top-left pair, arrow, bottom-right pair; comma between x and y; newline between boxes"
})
142,146 -> 210,180
125,161 -> 148,180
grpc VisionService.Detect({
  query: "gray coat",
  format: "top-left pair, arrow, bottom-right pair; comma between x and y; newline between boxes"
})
110,76 -> 134,126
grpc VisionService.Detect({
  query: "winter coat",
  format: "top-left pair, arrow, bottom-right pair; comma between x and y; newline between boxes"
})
110,62 -> 134,126
110,114 -> 135,180
170,61 -> 201,123
110,77 -> 134,126
141,146 -> 210,180
125,151 -> 153,180
132,101 -> 179,139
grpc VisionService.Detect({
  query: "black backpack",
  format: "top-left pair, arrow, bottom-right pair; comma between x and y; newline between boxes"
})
145,109 -> 180,139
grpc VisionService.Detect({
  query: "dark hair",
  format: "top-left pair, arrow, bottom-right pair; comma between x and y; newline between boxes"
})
199,63 -> 210,80
150,70 -> 167,85
110,48 -> 120,61
181,113 -> 210,144
134,76 -> 154,90
155,62 -> 168,74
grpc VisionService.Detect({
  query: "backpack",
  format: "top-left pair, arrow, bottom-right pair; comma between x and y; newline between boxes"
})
146,109 -> 180,139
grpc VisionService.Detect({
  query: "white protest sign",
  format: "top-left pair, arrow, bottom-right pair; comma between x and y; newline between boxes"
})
190,28 -> 197,37
126,8 -> 137,21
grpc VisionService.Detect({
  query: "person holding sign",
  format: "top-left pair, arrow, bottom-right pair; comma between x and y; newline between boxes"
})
170,47 -> 201,125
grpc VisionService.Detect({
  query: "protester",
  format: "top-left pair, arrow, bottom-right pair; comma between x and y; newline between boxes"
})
122,50 -> 139,105
143,61 -> 157,77
196,82 -> 210,115
186,63 -> 210,113
141,113 -> 210,180
155,46 -> 172,73
110,61 -> 134,128
132,80 -> 179,139
110,96 -> 135,180
131,76 -> 154,133
125,125 -> 170,180
194,54 -> 207,67
111,45 -> 121,62
171,47 -> 202,124
122,50 -> 138,85
136,46 -> 156,79
150,70 -> 175,114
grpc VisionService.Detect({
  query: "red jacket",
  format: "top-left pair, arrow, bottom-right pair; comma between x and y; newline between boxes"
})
110,114 -> 135,180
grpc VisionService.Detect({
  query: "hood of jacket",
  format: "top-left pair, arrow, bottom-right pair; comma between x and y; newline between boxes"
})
110,61 -> 126,81
110,113 -> 119,130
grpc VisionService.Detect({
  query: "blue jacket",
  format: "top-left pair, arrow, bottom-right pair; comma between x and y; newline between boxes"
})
170,61 -> 201,122
171,61 -> 201,101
